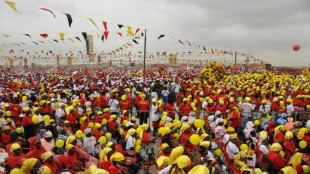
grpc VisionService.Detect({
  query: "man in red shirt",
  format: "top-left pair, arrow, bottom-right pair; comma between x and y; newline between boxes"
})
267,143 -> 285,172
39,100 -> 51,115
119,95 -> 131,112
138,94 -> 150,125
165,102 -> 176,118
1,126 -> 11,145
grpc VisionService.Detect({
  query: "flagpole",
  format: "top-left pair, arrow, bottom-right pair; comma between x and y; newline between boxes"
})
143,29 -> 147,91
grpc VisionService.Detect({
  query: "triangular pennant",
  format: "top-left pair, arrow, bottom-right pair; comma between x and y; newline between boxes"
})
21,42 -> 27,46
68,38 -> 75,43
171,36 -> 177,40
39,41 -> 45,44
88,18 -> 98,29
126,26 -> 134,38
193,43 -> 198,48
132,39 -> 138,44
59,33 -> 65,40
135,28 -> 140,35
203,46 -> 207,51
40,8 -> 56,18
0,49 -> 3,53
158,35 -> 165,40
53,39 -> 59,43
117,32 -> 122,37
103,21 -> 108,31
186,41 -> 191,46
2,34 -> 11,38
75,37 -> 81,42
23,34 -> 31,38
47,40 -> 51,44
82,32 -> 88,41
5,1 -> 22,15
104,31 -> 109,40
64,13 -> 73,27
101,35 -> 104,42
179,40 -> 184,44
32,41 -> 38,45
9,44 -> 15,46
40,34 -> 48,38
117,24 -> 124,29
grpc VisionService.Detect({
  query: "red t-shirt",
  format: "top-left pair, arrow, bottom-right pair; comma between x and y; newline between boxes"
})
142,132 -> 150,144
267,151 -> 285,170
66,114 -> 76,126
120,100 -> 131,110
65,153 -> 79,167
6,153 -> 27,168
1,133 -> 10,144
165,103 -> 176,118
22,115 -> 32,126
26,147 -> 46,159
100,160 -> 113,170
138,100 -> 150,113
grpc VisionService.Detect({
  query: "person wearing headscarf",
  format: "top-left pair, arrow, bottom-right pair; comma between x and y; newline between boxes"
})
214,118 -> 225,140
243,121 -> 255,140
234,151 -> 249,172
108,152 -> 129,174
267,143 -> 285,172
288,153 -> 304,174
21,158 -> 44,174
257,132 -> 269,171
179,124 -> 194,152
284,131 -> 295,160
56,126 -> 69,142
79,116 -> 89,132
159,143 -> 171,157
6,143 -> 27,169
125,128 -> 137,151
100,148 -> 114,170
137,93 -> 150,124
167,155 -> 192,174
41,131 -> 55,152
66,135 -> 99,168
41,151 -> 62,173
157,156 -> 170,173
273,125 -> 286,146
297,128 -> 310,148
277,113 -> 288,125
83,128 -> 98,156
226,133 -> 240,160
26,138 -> 46,158
64,144 -> 85,172
285,117 -> 294,131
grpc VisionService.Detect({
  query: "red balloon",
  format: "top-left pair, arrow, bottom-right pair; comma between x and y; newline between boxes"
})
293,45 -> 300,51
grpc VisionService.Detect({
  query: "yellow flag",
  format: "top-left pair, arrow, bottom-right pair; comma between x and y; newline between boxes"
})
0,49 -> 3,52
2,34 -> 11,38
126,26 -> 134,38
68,38 -> 75,43
124,45 -> 128,48
9,44 -> 15,46
193,43 -> 198,48
5,1 -> 22,15
170,36 -> 177,40
59,33 -> 65,40
47,40 -> 51,44
87,18 -> 98,29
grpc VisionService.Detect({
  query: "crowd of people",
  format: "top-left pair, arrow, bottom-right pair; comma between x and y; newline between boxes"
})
0,66 -> 310,174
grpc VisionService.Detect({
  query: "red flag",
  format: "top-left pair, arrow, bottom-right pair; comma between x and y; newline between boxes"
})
104,31 -> 109,40
211,48 -> 214,54
162,52 -> 166,56
40,34 -> 48,38
117,32 -> 122,37
9,49 -> 14,54
40,8 -> 56,18
103,21 -> 107,31
135,28 -> 140,35
39,41 -> 45,44
179,40 -> 184,44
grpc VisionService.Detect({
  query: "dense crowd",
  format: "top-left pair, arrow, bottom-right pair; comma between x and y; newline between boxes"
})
0,66 -> 310,174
